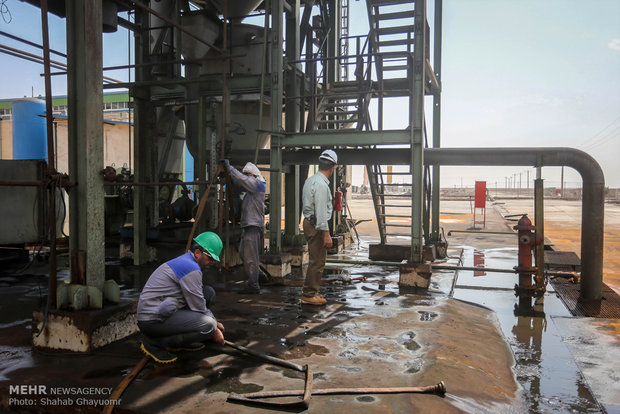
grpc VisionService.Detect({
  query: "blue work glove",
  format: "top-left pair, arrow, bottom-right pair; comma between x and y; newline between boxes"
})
219,159 -> 230,168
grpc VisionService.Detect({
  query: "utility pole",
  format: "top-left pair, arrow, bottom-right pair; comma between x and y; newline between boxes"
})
561,165 -> 564,199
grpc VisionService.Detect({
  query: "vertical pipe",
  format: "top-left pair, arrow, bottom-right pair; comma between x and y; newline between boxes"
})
40,0 -> 57,306
534,167 -> 545,289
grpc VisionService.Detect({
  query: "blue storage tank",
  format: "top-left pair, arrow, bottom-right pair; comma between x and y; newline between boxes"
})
12,98 -> 47,161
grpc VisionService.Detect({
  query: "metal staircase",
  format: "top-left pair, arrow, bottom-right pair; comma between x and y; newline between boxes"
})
365,0 -> 419,243
314,80 -> 372,131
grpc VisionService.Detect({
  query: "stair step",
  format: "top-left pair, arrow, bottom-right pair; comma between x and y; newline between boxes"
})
374,10 -> 415,20
319,110 -> 359,116
383,224 -> 412,228
378,214 -> 411,218
378,39 -> 415,48
375,25 -> 415,36
382,65 -> 410,71
321,102 -> 358,109
315,119 -> 358,125
369,0 -> 415,6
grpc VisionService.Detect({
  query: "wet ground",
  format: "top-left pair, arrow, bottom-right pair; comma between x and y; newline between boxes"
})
0,197 -> 619,413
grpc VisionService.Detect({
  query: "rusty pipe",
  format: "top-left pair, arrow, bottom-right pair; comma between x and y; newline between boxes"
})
264,147 -> 603,301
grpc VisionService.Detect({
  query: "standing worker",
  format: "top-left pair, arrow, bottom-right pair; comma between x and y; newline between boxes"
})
221,159 -> 266,294
137,232 -> 226,363
300,149 -> 338,306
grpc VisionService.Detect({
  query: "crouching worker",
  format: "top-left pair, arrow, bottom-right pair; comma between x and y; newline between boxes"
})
137,232 -> 226,363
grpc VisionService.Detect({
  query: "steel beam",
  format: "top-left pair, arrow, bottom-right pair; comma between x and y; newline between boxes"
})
66,0 -> 105,290
281,129 -> 412,147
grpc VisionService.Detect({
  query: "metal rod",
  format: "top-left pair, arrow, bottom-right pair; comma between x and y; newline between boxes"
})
224,340 -> 305,372
102,356 -> 149,414
186,165 -> 223,252
325,258 -> 575,278
447,230 -> 515,236
104,180 -> 215,187
0,30 -> 66,58
0,44 -> 122,84
232,382 -> 447,399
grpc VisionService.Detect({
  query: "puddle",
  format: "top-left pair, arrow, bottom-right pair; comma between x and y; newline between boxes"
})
356,395 -> 376,403
197,361 -> 263,394
418,311 -> 438,321
399,331 -> 420,351
282,343 -> 329,359
404,359 -> 423,374
453,245 -> 604,413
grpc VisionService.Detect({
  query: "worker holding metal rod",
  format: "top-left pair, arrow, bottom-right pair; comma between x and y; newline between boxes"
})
220,159 -> 268,294
136,232 -> 226,363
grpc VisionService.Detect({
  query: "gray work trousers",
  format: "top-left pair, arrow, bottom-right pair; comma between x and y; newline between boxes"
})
240,225 -> 263,289
302,218 -> 326,298
137,286 -> 217,347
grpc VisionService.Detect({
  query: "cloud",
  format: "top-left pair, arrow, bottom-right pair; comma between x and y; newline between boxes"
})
608,38 -> 620,51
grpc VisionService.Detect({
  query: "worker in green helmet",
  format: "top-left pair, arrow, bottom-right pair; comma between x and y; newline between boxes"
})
136,232 -> 226,363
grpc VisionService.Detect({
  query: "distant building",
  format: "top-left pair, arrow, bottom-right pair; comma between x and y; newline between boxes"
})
0,92 -> 133,172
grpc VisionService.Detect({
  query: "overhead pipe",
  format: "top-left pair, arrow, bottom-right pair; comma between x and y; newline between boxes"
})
235,147 -> 603,301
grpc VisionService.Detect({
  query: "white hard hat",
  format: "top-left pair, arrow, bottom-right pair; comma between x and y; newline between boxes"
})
319,149 -> 338,165
242,162 -> 265,182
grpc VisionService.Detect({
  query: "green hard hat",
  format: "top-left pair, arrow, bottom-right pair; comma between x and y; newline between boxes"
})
193,232 -> 223,262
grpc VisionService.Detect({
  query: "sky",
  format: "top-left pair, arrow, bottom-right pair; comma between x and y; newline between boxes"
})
1,0 -> 619,188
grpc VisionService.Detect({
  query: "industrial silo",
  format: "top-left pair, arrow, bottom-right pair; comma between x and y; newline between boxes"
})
12,98 -> 47,161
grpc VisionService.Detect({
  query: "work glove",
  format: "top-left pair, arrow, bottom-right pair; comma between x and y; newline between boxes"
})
219,159 -> 230,168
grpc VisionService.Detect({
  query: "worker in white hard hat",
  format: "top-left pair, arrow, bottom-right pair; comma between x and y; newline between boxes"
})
300,149 -> 338,305
221,159 -> 266,294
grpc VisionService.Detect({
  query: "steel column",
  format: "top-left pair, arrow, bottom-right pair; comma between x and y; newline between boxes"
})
431,0 -> 443,242
410,0 -> 427,263
269,0 -> 284,252
284,0 -> 301,237
132,5 -> 155,265
66,0 -> 105,289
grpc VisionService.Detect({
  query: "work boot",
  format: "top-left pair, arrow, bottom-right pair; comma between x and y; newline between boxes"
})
140,338 -> 177,363
166,343 -> 206,352
300,294 -> 326,306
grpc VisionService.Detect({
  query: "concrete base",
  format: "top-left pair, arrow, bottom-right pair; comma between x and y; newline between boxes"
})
259,253 -> 292,278
282,245 -> 309,267
399,261 -> 432,289
32,301 -> 138,353
369,244 -> 436,262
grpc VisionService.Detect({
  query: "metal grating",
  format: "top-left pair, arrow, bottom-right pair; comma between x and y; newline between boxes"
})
551,278 -> 620,318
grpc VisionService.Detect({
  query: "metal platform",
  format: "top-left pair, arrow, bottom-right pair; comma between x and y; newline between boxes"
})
550,278 -> 620,318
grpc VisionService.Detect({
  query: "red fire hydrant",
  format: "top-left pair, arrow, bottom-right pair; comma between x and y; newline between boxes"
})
513,214 -> 540,295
